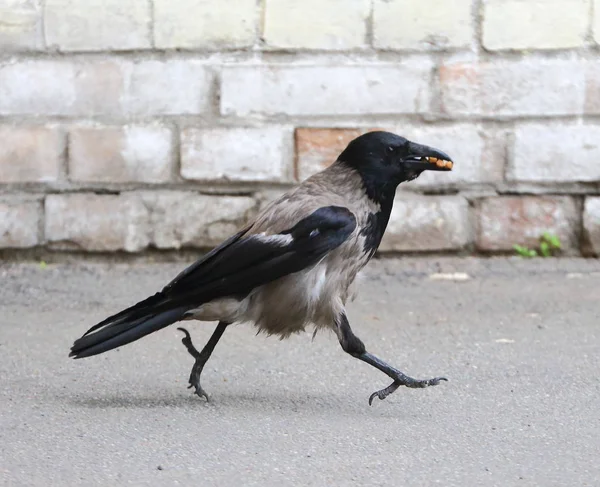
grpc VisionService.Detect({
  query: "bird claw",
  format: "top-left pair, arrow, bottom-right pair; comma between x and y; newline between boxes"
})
187,368 -> 210,401
177,327 -> 201,359
185,361 -> 211,401
368,381 -> 401,405
189,382 -> 210,402
368,376 -> 448,405
177,327 -> 210,401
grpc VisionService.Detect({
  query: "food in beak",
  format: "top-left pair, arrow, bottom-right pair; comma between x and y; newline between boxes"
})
425,156 -> 453,170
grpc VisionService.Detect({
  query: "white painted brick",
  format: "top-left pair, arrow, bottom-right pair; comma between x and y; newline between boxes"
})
483,0 -> 588,50
509,124 -> 600,183
373,0 -> 472,50
124,60 -> 212,116
0,199 -> 40,248
0,0 -> 44,50
477,196 -> 579,252
45,194 -> 150,252
44,0 -> 150,51
380,195 -> 470,252
264,0 -> 369,49
394,124 -> 506,187
181,127 -> 293,183
0,60 -> 76,115
141,192 -> 256,249
584,61 -> 600,113
154,0 -> 257,49
0,125 -> 65,183
440,59 -> 585,116
0,59 -> 211,116
221,62 -> 432,116
583,197 -> 600,255
69,125 -> 174,183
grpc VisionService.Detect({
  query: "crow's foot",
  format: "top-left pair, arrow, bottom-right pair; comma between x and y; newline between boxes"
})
368,375 -> 447,405
178,327 -> 211,402
187,358 -> 210,402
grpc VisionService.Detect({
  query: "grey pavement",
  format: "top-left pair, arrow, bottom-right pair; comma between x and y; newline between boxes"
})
1,257 -> 600,486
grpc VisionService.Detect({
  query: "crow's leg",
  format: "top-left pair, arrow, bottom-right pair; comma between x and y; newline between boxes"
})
177,321 -> 230,401
335,313 -> 447,405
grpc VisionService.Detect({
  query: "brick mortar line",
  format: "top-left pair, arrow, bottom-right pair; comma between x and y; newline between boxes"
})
2,48 -> 600,63
148,0 -> 156,50
4,115 -> 600,127
38,195 -> 46,246
61,128 -> 70,184
2,183 -> 599,197
574,195 -> 587,252
503,125 -> 516,183
586,0 -> 596,46
428,52 -> 444,116
0,183 -> 283,195
473,0 -> 484,53
465,197 -> 477,253
365,0 -> 374,48
206,66 -> 222,120
258,0 -> 266,46
170,121 -> 183,183
40,0 -> 48,50
0,246 -> 483,263
496,187 -> 600,196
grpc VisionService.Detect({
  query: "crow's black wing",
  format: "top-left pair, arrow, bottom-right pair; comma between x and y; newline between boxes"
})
161,205 -> 357,304
70,206 -> 357,358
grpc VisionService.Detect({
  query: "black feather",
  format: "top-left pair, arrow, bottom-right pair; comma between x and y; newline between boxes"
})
360,208 -> 392,258
69,206 -> 356,359
155,206 -> 357,305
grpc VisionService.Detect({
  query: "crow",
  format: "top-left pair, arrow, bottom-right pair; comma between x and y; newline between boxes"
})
70,131 -> 453,404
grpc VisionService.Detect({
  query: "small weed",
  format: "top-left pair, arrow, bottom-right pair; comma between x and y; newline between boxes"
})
513,244 -> 538,258
513,233 -> 562,258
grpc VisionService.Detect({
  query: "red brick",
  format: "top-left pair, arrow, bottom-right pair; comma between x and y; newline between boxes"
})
477,197 -> 579,253
295,128 -> 362,181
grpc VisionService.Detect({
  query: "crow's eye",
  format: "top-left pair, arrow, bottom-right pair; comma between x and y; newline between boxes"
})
386,146 -> 395,154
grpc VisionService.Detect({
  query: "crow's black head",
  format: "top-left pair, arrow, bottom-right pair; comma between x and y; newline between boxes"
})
338,131 -> 453,201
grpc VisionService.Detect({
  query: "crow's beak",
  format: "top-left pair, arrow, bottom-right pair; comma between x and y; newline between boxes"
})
402,142 -> 453,171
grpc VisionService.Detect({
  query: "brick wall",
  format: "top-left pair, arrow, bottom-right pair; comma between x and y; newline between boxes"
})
1,0 -> 600,257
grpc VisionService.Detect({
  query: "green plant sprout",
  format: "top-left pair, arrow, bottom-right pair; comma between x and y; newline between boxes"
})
513,244 -> 538,258
513,232 -> 562,258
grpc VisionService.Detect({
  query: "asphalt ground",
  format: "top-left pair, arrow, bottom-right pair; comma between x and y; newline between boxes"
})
1,257 -> 600,486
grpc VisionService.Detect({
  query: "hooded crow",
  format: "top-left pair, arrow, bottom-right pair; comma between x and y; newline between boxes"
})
70,131 -> 454,404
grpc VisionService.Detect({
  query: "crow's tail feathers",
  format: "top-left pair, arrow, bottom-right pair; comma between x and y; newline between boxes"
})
69,292 -> 188,359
